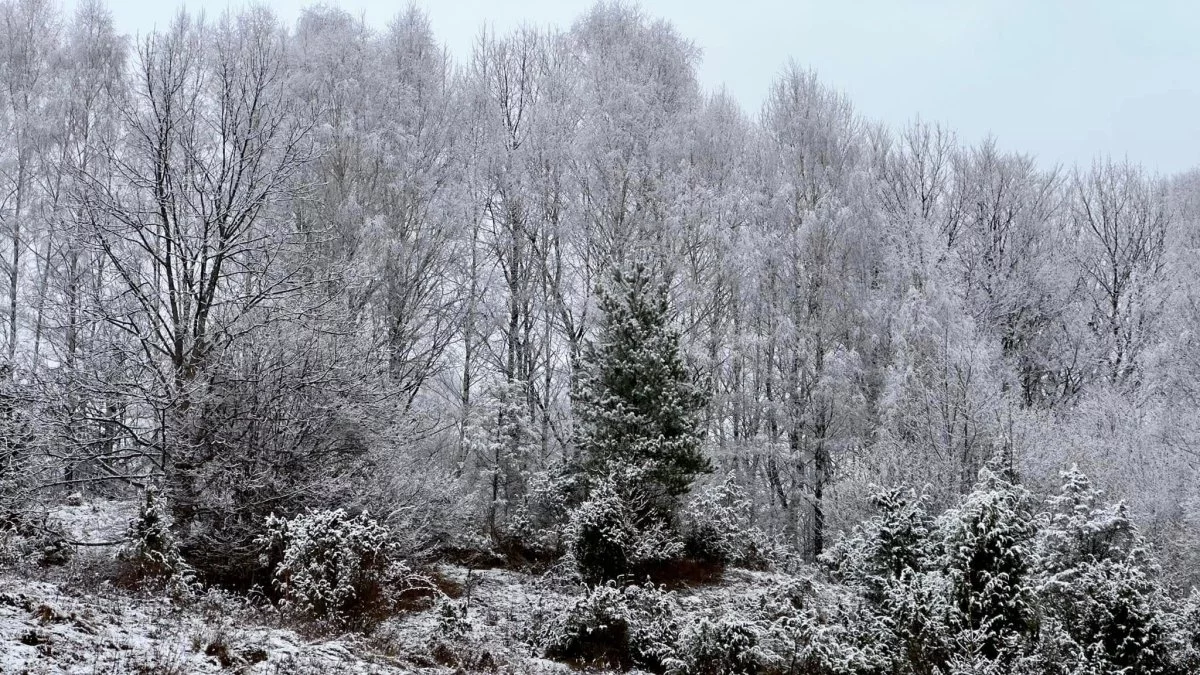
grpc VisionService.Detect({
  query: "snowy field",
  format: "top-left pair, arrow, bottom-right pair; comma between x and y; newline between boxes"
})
0,497 -> 628,673
0,494 -> 804,674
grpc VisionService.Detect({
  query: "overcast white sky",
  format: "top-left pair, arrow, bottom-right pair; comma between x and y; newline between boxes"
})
96,0 -> 1200,175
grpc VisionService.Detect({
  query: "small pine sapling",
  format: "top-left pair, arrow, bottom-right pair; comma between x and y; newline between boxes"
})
117,487 -> 195,594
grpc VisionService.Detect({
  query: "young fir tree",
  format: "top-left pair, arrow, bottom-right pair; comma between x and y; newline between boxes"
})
573,262 -> 711,508
1032,467 -> 1176,674
938,464 -> 1039,666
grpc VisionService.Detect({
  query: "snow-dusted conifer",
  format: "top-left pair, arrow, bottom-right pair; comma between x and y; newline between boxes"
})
682,473 -> 778,567
1033,466 -> 1175,674
938,465 -> 1038,665
118,487 -> 194,592
573,261 -> 710,505
823,486 -> 952,673
823,486 -> 938,603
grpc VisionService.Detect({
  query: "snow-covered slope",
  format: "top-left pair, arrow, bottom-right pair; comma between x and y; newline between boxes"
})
1,496 -> 800,674
0,573 -> 415,674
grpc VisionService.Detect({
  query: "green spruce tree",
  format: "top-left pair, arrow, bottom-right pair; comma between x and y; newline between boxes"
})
573,261 -> 711,508
1032,467 -> 1176,674
938,464 -> 1039,666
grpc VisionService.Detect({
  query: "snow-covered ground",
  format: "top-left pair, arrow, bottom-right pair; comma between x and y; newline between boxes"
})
1,496 -> 792,674
0,572 -> 419,674
0,558 -> 796,674
0,496 -> 420,674
0,497 -> 587,675
49,498 -> 136,548
0,561 -> 628,674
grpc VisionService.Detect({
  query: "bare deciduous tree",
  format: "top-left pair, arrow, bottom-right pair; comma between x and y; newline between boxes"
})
1071,160 -> 1169,385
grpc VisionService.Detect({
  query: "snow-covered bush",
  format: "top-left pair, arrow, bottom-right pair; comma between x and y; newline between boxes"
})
564,467 -> 683,584
1166,588 -> 1200,672
0,372 -> 35,525
258,509 -> 421,628
459,380 -> 569,560
753,577 -> 890,675
435,597 -> 472,641
892,570 -> 960,669
28,517 -> 73,567
538,571 -> 897,675
820,485 -> 959,671
542,581 -> 680,671
493,466 -> 575,559
426,596 -> 503,671
0,522 -> 19,566
670,615 -> 768,675
816,464 -> 1196,674
0,516 -> 65,568
682,474 -> 779,568
1047,559 -> 1172,673
1035,466 -> 1140,574
117,487 -> 194,593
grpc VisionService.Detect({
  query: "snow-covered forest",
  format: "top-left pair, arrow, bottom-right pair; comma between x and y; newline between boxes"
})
4,1 -> 1200,672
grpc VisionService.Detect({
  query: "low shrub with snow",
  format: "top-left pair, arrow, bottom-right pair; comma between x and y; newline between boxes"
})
542,580 -> 680,671
424,596 -> 514,671
493,467 -> 575,559
22,516 -> 73,568
563,467 -> 684,584
730,577 -> 888,675
671,615 -> 769,675
258,509 -> 425,629
0,518 -> 36,568
1167,588 -> 1200,672
434,597 -> 472,641
537,571 -> 889,674
0,523 -> 18,566
682,474 -> 781,569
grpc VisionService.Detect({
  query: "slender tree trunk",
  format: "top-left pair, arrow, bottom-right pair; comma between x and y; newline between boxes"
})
8,160 -> 25,363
